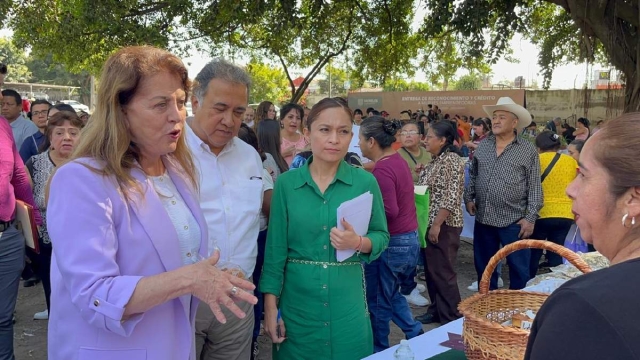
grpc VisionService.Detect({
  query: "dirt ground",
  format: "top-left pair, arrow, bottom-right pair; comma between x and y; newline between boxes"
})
13,239 -> 490,360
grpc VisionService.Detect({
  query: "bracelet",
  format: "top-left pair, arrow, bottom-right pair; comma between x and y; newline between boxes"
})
356,236 -> 364,255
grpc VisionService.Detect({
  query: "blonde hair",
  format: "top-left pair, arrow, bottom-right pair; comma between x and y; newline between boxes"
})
71,46 -> 197,199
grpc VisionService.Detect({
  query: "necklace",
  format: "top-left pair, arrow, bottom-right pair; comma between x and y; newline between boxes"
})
150,173 -> 176,199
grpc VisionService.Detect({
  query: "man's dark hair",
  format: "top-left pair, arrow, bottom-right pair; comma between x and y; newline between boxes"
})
49,103 -> 75,114
31,99 -> 52,109
1,89 -> 21,104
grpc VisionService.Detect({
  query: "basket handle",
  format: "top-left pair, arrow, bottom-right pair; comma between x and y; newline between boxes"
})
479,239 -> 593,295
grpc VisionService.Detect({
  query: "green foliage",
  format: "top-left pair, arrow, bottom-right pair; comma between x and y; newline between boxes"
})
317,64 -> 349,97
0,37 -> 31,82
418,0 -> 639,110
383,78 -> 430,92
453,73 -> 482,90
245,60 -> 290,105
350,0 -> 420,85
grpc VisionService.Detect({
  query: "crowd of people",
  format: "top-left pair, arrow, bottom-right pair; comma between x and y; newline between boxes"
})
1,45 -> 639,360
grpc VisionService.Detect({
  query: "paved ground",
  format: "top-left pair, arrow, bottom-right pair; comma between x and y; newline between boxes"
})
13,240 -> 487,359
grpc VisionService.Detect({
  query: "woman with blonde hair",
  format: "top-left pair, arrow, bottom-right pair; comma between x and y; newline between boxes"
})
46,46 -> 256,360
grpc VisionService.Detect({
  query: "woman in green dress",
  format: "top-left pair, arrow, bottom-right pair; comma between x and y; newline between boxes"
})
260,97 -> 390,360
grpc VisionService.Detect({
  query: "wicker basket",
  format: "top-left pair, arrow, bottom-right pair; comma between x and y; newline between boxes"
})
458,239 -> 592,360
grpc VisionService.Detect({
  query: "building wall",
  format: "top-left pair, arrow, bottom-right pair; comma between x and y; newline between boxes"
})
526,88 -> 625,126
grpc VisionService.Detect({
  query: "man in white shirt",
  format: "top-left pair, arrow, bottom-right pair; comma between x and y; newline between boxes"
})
187,59 -> 264,360
1,89 -> 37,149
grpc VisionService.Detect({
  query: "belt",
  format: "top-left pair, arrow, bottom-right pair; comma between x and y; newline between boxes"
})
287,258 -> 361,267
0,219 -> 15,232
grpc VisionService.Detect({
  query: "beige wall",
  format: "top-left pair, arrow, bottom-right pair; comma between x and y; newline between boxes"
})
347,90 -> 526,119
345,88 -> 625,127
526,88 -> 625,126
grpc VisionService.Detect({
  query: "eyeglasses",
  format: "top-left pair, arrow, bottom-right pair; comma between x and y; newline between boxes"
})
400,130 -> 419,136
32,110 -> 48,116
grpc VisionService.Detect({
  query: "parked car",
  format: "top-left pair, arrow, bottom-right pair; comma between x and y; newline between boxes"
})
59,100 -> 90,113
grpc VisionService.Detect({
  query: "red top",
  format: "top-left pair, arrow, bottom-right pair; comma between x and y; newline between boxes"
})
372,152 -> 418,235
0,117 -> 42,224
22,98 -> 31,113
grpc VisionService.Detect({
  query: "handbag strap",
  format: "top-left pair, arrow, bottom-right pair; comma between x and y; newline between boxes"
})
541,153 -> 561,182
401,147 -> 418,165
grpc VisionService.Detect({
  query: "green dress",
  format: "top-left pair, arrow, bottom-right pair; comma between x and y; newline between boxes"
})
260,158 -> 390,360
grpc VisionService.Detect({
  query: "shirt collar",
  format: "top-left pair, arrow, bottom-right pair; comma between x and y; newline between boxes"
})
293,156 -> 353,189
487,132 -> 521,145
186,121 -> 236,156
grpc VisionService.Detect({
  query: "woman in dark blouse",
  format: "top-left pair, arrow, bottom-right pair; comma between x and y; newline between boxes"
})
525,113 -> 640,360
25,111 -> 84,320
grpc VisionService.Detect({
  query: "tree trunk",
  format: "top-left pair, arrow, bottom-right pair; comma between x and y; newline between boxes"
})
625,73 -> 640,112
550,0 -> 640,112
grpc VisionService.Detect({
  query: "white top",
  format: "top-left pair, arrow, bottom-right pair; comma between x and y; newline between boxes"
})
349,124 -> 371,164
186,123 -> 264,275
10,115 -> 38,150
259,167 -> 274,231
150,172 -> 201,266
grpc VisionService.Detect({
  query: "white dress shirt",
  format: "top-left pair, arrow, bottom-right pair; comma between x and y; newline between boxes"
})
150,172 -> 201,266
186,123 -> 264,275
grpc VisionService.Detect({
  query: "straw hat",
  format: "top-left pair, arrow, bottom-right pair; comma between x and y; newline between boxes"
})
483,97 -> 532,132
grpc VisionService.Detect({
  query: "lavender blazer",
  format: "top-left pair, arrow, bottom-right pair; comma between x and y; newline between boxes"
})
46,157 -> 207,360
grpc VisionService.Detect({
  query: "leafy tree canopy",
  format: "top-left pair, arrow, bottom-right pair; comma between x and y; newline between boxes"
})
0,37 -> 31,82
420,0 -> 638,110
245,60 -> 290,105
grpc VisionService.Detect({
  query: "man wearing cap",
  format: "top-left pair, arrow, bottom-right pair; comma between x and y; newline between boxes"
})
464,97 -> 542,290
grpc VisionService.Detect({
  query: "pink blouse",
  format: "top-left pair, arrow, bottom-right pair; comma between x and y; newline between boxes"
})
281,135 -> 309,166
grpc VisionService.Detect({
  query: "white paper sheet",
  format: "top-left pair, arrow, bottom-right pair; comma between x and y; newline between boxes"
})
336,192 -> 373,262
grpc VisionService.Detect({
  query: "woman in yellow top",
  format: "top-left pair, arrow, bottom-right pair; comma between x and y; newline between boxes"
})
529,131 -> 578,277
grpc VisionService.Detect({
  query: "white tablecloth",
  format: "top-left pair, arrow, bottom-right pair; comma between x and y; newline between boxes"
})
362,318 -> 464,360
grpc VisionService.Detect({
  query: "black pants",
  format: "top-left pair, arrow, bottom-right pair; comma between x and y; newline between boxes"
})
424,224 -> 463,323
26,238 -> 52,312
529,218 -> 574,278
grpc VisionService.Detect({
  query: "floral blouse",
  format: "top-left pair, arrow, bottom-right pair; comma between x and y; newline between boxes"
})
418,151 -> 466,228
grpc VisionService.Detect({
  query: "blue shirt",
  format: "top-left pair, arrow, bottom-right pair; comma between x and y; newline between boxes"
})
19,131 -> 45,163
10,115 -> 38,150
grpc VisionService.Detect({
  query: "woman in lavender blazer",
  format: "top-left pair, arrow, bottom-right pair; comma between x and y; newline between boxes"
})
45,46 -> 257,360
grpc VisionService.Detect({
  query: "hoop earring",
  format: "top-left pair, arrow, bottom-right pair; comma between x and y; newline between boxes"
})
622,213 -> 636,228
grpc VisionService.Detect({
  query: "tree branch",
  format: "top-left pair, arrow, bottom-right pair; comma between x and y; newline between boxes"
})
383,0 -> 393,43
275,51 -> 296,97
124,1 -> 170,18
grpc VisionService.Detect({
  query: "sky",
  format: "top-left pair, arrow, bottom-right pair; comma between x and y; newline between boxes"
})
2,27 -> 595,89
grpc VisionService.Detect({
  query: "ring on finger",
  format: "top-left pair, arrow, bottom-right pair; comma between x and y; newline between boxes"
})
230,286 -> 238,296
